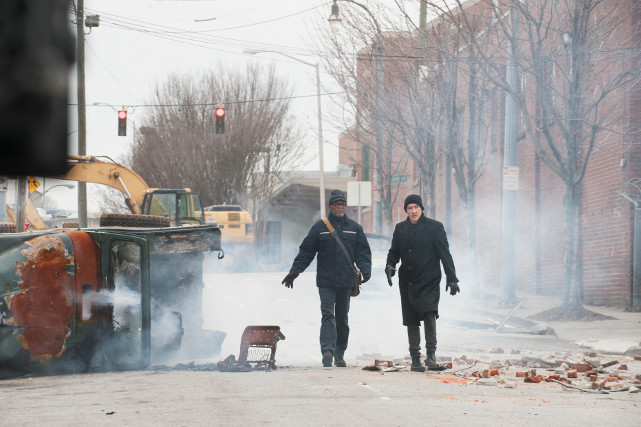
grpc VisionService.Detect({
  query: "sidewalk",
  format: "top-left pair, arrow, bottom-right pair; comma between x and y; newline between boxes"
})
452,289 -> 641,356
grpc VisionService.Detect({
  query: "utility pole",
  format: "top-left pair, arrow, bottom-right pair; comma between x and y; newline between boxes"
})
499,5 -> 519,304
76,0 -> 87,227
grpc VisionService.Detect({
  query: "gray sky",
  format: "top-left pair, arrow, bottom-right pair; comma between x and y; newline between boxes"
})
55,0 -> 419,212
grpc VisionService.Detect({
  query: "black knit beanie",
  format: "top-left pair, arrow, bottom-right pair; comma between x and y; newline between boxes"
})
404,194 -> 424,212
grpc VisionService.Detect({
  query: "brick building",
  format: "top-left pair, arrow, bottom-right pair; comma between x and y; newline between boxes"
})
337,0 -> 641,306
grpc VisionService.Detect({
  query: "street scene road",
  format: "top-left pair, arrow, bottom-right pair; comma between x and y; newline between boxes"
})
2,258 -> 640,426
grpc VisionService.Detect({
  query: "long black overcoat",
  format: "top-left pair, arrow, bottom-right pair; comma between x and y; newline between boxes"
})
386,215 -> 459,326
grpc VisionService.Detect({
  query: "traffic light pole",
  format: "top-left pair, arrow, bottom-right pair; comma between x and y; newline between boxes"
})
76,0 -> 87,227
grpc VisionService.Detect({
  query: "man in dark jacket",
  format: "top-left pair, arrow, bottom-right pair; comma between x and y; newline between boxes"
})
385,194 -> 460,372
282,189 -> 372,367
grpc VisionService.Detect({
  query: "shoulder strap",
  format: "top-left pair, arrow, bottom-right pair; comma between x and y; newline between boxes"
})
322,218 -> 358,273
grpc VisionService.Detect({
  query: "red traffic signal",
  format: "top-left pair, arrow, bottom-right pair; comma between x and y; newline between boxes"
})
215,106 -> 225,134
118,110 -> 127,136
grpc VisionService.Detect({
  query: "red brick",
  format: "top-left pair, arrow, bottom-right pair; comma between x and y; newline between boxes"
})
617,364 -> 628,370
567,369 -> 578,378
572,363 -> 591,372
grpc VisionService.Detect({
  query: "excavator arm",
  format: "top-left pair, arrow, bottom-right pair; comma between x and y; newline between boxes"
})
8,155 -> 151,230
60,155 -> 149,214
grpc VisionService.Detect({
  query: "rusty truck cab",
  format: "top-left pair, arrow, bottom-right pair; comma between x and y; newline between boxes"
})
0,230 -> 152,377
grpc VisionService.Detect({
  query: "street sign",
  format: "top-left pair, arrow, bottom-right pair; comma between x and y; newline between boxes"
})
503,166 -> 519,191
390,175 -> 407,183
28,176 -> 40,194
347,181 -> 372,206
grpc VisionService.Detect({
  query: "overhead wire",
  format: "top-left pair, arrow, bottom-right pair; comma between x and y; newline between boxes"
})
76,4 -> 328,59
70,90 -> 346,109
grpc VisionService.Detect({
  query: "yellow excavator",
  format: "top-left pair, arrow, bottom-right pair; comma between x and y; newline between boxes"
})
8,155 -> 205,229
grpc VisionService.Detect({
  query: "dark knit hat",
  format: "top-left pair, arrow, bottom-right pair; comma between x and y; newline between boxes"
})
328,189 -> 347,205
404,194 -> 424,212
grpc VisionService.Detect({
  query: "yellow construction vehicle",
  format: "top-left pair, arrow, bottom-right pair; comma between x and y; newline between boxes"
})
204,205 -> 254,243
12,155 -> 205,229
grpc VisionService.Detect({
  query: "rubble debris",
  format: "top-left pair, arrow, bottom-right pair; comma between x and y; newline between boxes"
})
362,359 -> 407,372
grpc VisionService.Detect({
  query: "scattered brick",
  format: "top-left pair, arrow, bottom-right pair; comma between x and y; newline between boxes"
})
572,363 -> 590,372
482,370 -> 491,378
545,374 -> 561,382
595,380 -> 606,389
567,369 -> 578,378
634,355 -> 641,361
516,371 -> 527,377
586,371 -> 598,378
446,362 -> 453,369
617,364 -> 628,370
490,369 -> 500,376
524,375 -> 544,383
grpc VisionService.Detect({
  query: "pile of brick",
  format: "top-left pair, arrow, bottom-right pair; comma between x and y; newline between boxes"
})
441,351 -> 641,393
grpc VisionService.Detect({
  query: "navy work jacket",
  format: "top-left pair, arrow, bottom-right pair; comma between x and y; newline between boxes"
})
290,212 -> 372,288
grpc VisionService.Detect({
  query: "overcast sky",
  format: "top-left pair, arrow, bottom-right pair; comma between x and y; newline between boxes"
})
74,0 -> 335,162
38,0 -> 417,212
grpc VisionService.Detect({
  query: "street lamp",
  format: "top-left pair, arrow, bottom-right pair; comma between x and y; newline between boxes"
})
328,0 -> 385,234
244,49 -> 326,217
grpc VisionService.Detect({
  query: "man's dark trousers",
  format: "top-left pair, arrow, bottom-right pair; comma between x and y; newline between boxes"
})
318,287 -> 351,358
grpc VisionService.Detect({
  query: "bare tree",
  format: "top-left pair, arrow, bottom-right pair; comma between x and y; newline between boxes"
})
447,0 -> 641,313
317,4 -> 418,237
127,62 -> 304,242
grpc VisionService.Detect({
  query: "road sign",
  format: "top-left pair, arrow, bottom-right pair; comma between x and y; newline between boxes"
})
347,181 -> 372,206
503,166 -> 519,191
28,176 -> 40,194
390,175 -> 407,183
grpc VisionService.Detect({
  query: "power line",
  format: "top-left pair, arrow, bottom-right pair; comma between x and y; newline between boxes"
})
69,91 -> 346,108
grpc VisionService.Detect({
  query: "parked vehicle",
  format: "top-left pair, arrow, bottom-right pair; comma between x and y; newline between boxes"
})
46,209 -> 70,219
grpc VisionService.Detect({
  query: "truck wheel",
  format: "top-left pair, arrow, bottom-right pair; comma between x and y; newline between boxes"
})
100,213 -> 170,228
0,222 -> 16,233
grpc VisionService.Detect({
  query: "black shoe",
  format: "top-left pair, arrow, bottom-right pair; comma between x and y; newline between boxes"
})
424,352 -> 438,369
411,356 -> 426,372
334,357 -> 347,367
322,351 -> 333,367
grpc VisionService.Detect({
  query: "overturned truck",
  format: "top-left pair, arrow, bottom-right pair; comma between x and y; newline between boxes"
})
0,224 -> 223,377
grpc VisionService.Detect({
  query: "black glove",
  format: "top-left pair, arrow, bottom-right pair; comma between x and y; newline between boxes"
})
362,272 -> 371,283
282,272 -> 299,289
385,265 -> 395,287
446,282 -> 460,296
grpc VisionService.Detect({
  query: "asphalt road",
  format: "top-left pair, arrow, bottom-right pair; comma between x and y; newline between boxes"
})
2,365 -> 640,426
2,268 -> 640,426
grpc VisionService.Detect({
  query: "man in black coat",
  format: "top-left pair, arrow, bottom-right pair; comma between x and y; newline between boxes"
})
282,189 -> 372,368
385,194 -> 460,372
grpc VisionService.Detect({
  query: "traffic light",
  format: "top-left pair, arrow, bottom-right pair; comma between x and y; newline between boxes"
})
215,105 -> 225,134
118,110 -> 127,136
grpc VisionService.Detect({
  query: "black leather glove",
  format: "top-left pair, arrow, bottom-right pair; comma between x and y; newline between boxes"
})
362,272 -> 371,283
446,282 -> 460,296
282,272 -> 299,289
385,265 -> 395,287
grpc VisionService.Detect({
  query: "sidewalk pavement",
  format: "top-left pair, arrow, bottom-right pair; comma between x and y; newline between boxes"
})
448,289 -> 641,356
